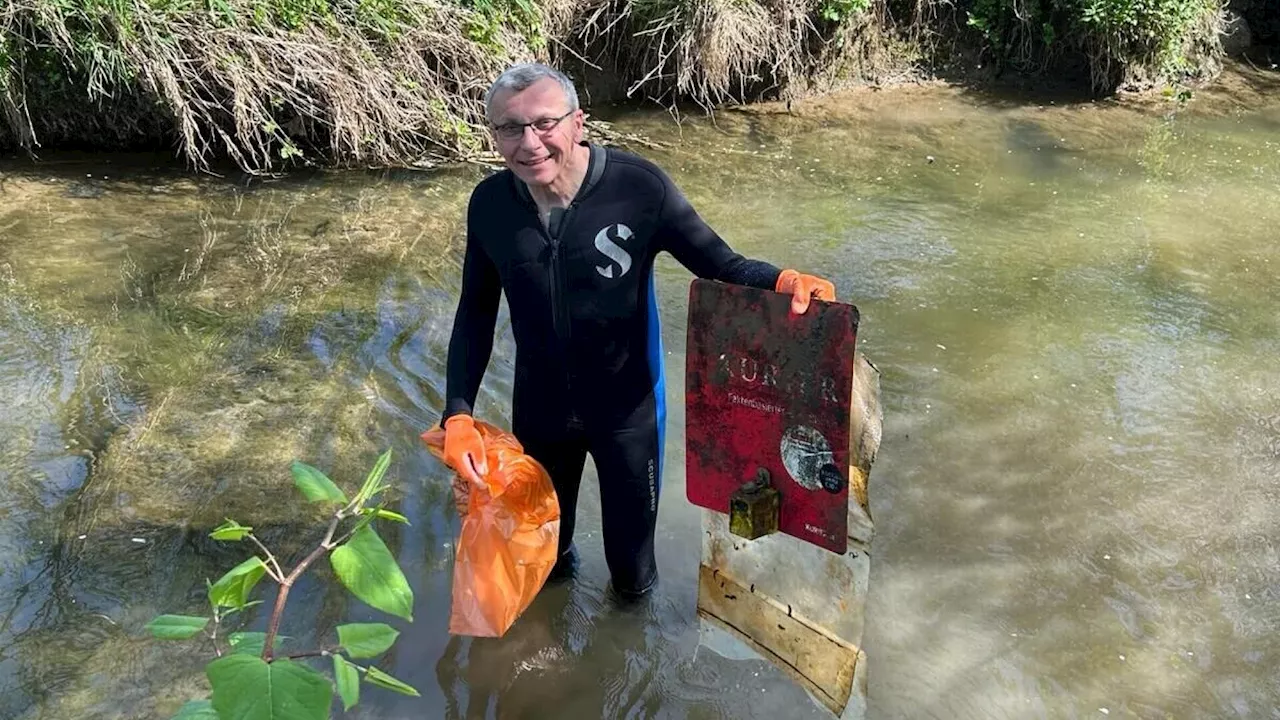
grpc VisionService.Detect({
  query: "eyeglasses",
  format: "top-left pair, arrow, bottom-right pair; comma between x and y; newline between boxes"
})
491,110 -> 574,140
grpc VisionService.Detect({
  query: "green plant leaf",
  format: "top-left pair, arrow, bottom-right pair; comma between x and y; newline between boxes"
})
364,665 -> 420,697
336,623 -> 400,658
329,526 -> 413,621
171,699 -> 218,719
208,556 -> 269,610
210,518 -> 253,541
291,460 -> 347,505
146,614 -> 209,640
207,654 -> 332,720
227,631 -> 284,656
219,600 -> 265,618
360,507 -> 409,525
334,655 -> 360,711
353,449 -> 392,507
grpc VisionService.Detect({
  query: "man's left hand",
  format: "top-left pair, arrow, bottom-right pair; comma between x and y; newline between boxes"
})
776,269 -> 836,314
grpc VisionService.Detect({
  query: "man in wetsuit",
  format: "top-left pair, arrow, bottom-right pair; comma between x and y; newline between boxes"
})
438,62 -> 836,600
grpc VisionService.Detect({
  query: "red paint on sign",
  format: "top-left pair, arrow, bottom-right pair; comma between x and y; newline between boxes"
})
684,278 -> 859,554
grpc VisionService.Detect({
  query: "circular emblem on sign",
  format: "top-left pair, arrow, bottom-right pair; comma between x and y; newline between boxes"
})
779,425 -> 837,492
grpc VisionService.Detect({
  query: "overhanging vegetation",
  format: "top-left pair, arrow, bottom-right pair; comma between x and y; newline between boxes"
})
0,0 -> 1264,172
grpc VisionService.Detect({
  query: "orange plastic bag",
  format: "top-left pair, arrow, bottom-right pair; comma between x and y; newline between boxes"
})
421,419 -> 561,637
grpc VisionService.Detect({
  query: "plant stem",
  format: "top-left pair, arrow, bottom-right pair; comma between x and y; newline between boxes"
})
209,610 -> 224,658
247,533 -> 285,583
332,520 -> 363,546
285,648 -> 334,660
261,510 -> 345,662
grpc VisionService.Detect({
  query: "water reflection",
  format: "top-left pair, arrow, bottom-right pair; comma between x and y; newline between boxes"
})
2,64 -> 1280,719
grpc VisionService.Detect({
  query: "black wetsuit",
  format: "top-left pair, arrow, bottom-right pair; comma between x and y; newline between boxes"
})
443,143 -> 781,596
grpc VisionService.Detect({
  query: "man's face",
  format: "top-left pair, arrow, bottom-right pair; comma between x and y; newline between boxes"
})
488,77 -> 584,188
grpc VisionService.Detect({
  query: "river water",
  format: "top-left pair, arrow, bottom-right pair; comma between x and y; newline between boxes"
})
2,65 -> 1279,719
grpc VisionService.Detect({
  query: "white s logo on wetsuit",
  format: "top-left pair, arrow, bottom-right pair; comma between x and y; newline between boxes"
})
594,224 -> 633,278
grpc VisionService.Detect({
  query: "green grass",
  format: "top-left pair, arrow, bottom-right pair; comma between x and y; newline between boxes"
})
963,0 -> 1225,89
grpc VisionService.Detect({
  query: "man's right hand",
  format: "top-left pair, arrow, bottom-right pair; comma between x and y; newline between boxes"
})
775,269 -> 836,314
443,414 -> 488,488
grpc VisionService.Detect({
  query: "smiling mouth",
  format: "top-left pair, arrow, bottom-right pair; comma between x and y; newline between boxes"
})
520,156 -> 551,167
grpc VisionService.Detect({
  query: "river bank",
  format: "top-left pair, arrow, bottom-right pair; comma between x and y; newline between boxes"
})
2,0 -> 1277,174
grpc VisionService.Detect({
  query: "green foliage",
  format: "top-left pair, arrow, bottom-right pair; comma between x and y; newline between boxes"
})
336,623 -> 400,658
207,654 -> 334,720
460,0 -> 544,51
227,632 -> 284,656
353,448 -> 391,507
145,450 -> 419,720
1077,0 -> 1212,69
210,519 -> 254,541
329,526 -> 415,621
208,557 -> 269,610
248,0 -> 336,31
291,461 -> 348,505
963,0 -> 1219,85
818,0 -> 871,24
361,507 -> 409,524
146,615 -> 211,639
333,657 -> 360,710
364,666 -> 420,697
349,0 -> 413,37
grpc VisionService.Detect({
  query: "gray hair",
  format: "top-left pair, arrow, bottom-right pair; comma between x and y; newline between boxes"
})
483,63 -> 580,124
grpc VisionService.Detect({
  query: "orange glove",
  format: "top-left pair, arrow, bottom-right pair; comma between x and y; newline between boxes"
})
775,269 -> 835,314
443,414 -> 488,489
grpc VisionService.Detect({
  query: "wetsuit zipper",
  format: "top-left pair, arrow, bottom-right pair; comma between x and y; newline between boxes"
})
549,237 -> 568,346
545,202 -> 576,392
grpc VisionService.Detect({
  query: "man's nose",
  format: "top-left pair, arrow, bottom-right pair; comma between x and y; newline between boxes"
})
517,126 -> 543,151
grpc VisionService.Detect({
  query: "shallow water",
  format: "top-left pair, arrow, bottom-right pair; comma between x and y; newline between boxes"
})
3,66 -> 1280,719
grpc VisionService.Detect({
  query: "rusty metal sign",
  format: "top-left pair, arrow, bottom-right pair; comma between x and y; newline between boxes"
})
684,278 -> 860,554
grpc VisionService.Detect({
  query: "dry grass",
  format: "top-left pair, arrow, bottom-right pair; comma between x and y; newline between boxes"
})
0,0 -> 533,173
0,0 -> 897,171
0,0 -> 1241,170
555,0 -> 892,111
